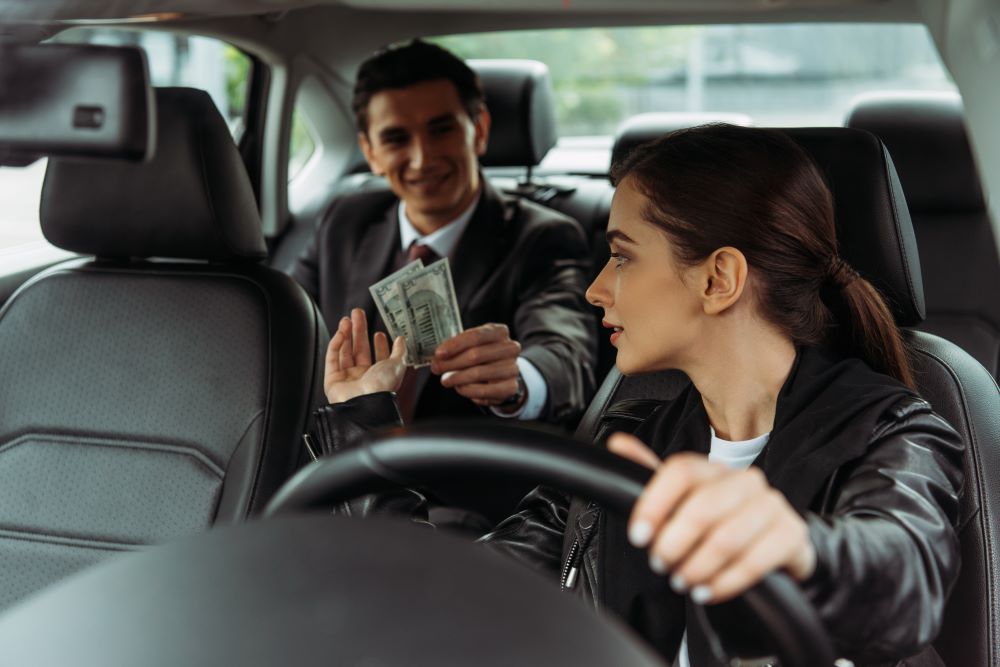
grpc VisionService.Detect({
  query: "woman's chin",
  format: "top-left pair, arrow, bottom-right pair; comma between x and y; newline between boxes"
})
614,356 -> 643,376
615,352 -> 677,377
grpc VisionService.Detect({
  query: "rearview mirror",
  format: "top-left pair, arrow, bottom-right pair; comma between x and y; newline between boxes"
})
0,43 -> 153,165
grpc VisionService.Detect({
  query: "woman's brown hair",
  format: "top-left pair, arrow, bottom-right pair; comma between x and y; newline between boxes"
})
613,123 -> 914,387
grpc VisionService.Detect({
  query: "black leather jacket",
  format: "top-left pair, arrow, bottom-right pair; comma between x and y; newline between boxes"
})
309,354 -> 963,666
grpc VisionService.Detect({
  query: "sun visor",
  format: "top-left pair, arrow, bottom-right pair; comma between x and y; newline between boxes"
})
0,43 -> 154,165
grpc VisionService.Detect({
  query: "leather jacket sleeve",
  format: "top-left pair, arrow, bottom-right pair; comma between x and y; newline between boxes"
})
475,400 -> 662,577
477,485 -> 571,576
309,392 -> 431,520
800,397 -> 964,663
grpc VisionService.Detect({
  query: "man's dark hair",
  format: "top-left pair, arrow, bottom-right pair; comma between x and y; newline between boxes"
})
352,39 -> 484,134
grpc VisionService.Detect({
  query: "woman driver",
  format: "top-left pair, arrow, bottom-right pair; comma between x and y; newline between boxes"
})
311,124 -> 963,666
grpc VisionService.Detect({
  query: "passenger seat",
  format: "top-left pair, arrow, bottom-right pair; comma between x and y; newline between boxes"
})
0,87 -> 327,610
847,92 -> 1000,377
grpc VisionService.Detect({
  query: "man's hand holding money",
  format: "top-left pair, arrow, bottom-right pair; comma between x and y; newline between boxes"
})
431,323 -> 526,413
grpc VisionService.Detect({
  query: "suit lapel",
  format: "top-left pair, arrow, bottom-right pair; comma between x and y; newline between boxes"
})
450,179 -> 514,312
342,203 -> 400,324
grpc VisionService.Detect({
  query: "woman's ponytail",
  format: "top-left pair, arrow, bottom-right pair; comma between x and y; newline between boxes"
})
825,255 -> 915,388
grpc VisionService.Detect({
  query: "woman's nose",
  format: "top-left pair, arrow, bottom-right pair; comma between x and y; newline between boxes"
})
586,261 -> 613,307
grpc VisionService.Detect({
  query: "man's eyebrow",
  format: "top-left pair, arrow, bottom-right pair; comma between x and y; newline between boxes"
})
377,125 -> 408,141
427,113 -> 458,127
606,229 -> 637,245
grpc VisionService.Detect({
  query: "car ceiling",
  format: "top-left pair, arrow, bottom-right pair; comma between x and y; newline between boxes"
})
0,0 -> 931,25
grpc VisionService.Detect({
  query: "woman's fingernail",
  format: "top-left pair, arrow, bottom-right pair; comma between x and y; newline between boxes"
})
669,573 -> 687,594
691,585 -> 713,605
441,371 -> 456,384
649,555 -> 667,575
628,520 -> 653,547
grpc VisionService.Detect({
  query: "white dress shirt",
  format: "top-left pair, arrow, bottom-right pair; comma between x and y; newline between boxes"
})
398,196 -> 549,420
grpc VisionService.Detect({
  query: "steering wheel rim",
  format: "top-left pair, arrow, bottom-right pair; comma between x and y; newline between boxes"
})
266,421 -> 838,667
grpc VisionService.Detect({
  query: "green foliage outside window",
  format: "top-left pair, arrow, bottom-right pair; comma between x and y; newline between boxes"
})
224,45 -> 250,119
436,28 -> 697,135
289,109 -> 317,181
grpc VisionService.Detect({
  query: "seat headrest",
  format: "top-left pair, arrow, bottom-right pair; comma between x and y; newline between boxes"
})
40,87 -> 266,262
783,127 -> 925,326
611,112 -> 752,172
846,92 -> 985,214
471,59 -> 558,168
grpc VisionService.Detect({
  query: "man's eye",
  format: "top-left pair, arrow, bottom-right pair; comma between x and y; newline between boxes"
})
381,133 -> 408,146
430,122 -> 457,136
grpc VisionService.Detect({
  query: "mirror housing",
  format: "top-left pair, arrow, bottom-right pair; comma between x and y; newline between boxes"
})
0,43 -> 153,165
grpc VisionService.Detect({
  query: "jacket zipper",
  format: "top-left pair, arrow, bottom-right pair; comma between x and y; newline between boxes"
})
561,539 -> 580,590
561,504 -> 601,591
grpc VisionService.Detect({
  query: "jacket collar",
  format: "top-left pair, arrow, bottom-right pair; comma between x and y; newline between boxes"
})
647,345 -> 915,511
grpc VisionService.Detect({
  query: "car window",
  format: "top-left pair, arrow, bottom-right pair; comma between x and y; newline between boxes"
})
437,23 -> 956,174
289,106 -> 319,182
0,29 -> 252,254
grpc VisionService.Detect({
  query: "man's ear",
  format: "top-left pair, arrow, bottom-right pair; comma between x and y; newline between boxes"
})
701,247 -> 749,315
358,132 -> 384,175
473,105 -> 491,156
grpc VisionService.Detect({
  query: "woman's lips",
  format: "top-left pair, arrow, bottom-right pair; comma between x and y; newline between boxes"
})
603,320 -> 623,345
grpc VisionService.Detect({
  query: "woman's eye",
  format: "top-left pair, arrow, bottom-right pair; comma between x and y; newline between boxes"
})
610,253 -> 628,269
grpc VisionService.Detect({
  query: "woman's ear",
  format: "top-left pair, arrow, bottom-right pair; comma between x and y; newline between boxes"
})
701,247 -> 749,315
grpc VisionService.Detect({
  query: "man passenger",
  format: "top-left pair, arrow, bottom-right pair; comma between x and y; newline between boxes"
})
291,40 -> 596,430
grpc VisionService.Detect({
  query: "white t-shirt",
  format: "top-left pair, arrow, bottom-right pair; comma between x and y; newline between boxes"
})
676,427 -> 770,667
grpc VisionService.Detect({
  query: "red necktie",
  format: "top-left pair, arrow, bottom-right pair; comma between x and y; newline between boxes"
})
396,242 -> 440,421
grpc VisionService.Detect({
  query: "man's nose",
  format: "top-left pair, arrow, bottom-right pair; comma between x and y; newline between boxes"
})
409,135 -> 432,170
586,261 -> 613,307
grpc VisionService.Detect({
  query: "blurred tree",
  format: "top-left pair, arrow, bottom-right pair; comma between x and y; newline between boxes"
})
224,45 -> 250,117
436,27 -> 696,135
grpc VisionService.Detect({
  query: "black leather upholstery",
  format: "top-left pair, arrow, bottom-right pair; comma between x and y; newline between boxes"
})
847,93 -> 984,214
0,87 -> 326,611
41,88 -> 267,262
847,93 -> 1000,377
610,111 -> 752,172
472,59 -> 558,168
576,126 -> 1000,666
905,331 -> 1000,667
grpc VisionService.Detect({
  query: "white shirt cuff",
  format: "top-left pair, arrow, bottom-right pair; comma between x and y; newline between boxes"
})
490,357 -> 548,420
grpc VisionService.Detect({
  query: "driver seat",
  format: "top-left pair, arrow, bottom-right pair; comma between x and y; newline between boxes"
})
576,127 -> 1000,666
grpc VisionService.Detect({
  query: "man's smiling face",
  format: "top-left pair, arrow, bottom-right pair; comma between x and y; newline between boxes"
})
359,78 -> 490,232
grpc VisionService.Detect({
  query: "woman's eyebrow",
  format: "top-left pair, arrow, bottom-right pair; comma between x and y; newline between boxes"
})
606,229 -> 637,245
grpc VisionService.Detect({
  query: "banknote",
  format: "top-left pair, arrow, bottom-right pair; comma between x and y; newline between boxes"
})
369,260 -> 425,364
398,258 -> 463,366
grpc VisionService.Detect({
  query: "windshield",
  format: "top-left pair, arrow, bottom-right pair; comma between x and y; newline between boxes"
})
437,23 -> 956,173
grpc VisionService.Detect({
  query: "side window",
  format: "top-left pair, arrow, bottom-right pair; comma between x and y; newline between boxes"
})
289,107 -> 318,182
0,29 -> 252,255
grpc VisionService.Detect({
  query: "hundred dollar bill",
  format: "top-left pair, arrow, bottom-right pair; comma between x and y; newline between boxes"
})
368,260 -> 425,364
399,258 -> 464,366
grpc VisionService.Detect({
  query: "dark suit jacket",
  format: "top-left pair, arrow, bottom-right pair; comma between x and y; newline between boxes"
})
290,178 -> 597,428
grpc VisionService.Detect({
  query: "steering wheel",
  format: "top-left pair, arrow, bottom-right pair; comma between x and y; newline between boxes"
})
265,421 -> 838,667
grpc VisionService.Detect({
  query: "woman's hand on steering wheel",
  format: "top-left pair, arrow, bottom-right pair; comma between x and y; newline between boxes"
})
324,308 -> 406,404
608,433 -> 816,606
